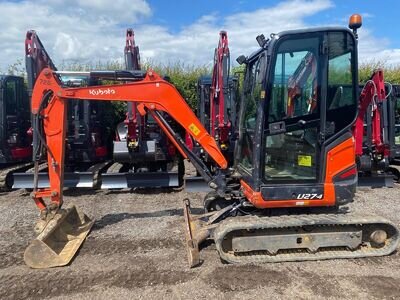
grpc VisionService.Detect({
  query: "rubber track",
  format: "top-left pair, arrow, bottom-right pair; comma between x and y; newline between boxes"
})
88,160 -> 113,188
213,213 -> 400,264
0,163 -> 33,190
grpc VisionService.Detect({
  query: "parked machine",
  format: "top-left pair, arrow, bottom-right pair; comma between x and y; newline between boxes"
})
0,75 -> 33,189
12,30 -> 111,189
387,84 -> 400,179
23,15 -> 399,270
355,71 -> 395,186
101,29 -> 184,189
356,77 -> 400,186
195,31 -> 239,166
391,85 -> 400,160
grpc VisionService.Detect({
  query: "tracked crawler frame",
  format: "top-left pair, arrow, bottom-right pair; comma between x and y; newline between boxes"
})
183,200 -> 400,267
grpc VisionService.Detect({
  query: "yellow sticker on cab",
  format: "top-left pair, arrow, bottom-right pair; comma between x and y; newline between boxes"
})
298,155 -> 312,167
188,123 -> 201,136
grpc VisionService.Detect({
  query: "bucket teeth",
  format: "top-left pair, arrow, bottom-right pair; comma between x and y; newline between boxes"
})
24,205 -> 94,269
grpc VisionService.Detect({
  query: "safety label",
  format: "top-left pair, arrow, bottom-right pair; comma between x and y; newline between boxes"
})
298,155 -> 312,167
189,123 -> 201,136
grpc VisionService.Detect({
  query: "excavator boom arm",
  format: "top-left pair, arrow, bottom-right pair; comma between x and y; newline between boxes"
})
210,31 -> 231,143
31,68 -> 227,209
25,30 -> 57,95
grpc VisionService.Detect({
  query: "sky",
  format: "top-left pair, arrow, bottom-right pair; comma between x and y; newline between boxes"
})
0,0 -> 399,71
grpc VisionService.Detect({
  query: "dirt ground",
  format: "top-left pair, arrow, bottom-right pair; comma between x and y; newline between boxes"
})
0,183 -> 399,300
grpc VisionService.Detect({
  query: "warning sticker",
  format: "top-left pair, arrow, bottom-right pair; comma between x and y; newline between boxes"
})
188,123 -> 201,136
298,155 -> 312,167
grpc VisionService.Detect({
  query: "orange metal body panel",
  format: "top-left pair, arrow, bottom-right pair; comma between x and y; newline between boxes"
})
241,137 -> 355,209
31,68 -> 227,210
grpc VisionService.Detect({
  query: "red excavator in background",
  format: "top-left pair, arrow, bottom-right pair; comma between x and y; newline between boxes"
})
0,75 -> 33,189
356,70 -> 395,186
389,85 -> 400,165
23,15 -> 399,270
359,80 -> 400,184
101,29 -> 184,189
195,31 -> 239,166
12,30 -> 111,189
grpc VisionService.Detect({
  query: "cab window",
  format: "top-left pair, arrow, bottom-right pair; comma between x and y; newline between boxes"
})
237,53 -> 265,171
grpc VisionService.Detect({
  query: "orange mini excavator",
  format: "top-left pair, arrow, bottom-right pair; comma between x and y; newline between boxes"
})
24,15 -> 399,269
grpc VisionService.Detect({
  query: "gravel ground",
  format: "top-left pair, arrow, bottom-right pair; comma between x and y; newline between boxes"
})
0,183 -> 399,299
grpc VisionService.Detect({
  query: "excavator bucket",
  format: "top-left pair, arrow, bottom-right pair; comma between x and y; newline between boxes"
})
24,205 -> 94,269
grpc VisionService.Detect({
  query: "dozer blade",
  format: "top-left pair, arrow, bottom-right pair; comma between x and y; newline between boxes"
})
357,173 -> 394,188
12,172 -> 94,189
183,199 -> 215,268
184,176 -> 212,192
100,171 -> 179,189
24,205 -> 94,269
183,199 -> 200,267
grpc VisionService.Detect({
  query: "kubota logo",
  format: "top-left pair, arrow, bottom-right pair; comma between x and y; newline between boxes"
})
89,88 -> 116,96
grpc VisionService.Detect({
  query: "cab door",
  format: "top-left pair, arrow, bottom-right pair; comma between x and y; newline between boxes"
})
263,34 -> 325,184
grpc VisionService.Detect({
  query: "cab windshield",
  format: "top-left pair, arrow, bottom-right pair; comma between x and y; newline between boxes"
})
264,31 -> 356,182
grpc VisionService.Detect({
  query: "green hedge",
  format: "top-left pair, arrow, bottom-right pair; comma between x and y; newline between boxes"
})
4,59 -> 400,119
359,62 -> 400,83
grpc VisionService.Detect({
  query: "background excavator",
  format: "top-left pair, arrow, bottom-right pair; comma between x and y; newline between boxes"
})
12,30 -> 111,189
101,29 -> 184,189
365,82 -> 400,183
23,15 -> 399,269
194,31 -> 239,166
356,71 -> 395,187
0,74 -> 33,189
390,85 -> 400,164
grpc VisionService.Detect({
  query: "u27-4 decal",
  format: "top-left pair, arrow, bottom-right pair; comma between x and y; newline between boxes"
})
296,193 -> 323,200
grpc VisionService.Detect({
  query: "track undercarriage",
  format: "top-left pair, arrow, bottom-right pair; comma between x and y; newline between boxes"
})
0,162 -> 34,190
183,197 -> 400,267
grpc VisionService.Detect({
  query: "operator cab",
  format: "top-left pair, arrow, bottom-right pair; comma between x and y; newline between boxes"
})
236,28 -> 358,208
0,75 -> 32,163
